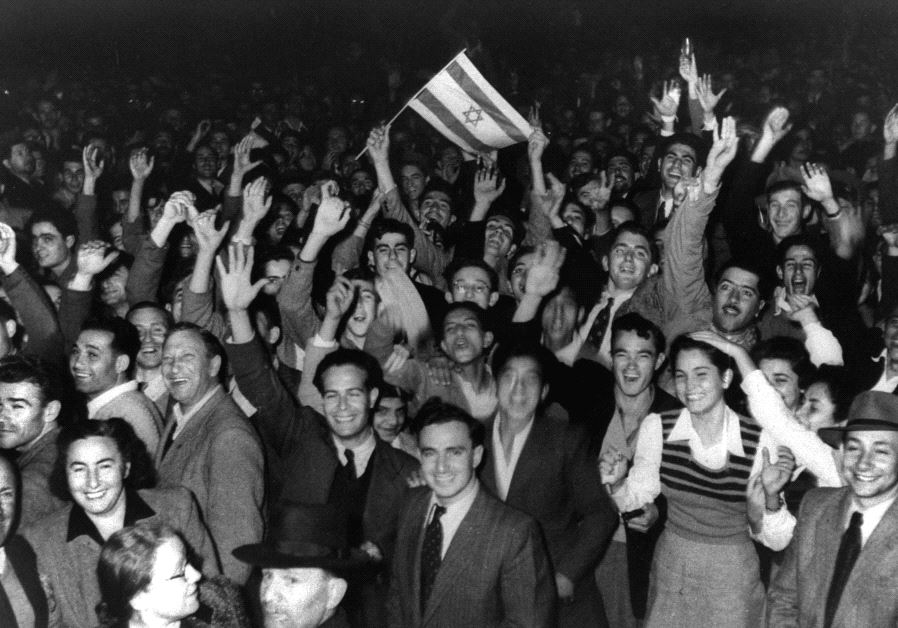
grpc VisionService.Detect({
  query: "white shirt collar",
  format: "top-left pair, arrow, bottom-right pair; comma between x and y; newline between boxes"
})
667,406 -> 745,458
491,413 -> 535,500
332,429 -> 377,477
851,495 -> 898,546
0,547 -> 6,575
86,380 -> 138,418
172,385 -> 221,439
141,372 -> 167,402
428,480 -> 480,558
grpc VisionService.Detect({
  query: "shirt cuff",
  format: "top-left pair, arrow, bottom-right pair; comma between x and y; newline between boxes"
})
311,334 -> 338,349
749,505 -> 796,551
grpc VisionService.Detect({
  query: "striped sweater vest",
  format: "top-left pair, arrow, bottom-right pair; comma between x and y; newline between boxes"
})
658,409 -> 761,543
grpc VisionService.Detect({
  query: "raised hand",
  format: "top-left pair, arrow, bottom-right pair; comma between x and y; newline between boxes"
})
650,80 -> 681,119
192,210 -> 229,254
311,181 -> 351,237
678,52 -> 698,86
704,116 -> 739,188
129,148 -> 155,182
215,244 -> 266,312
366,125 -> 390,164
695,74 -> 726,114
473,166 -> 506,206
0,223 -> 18,273
324,275 -> 356,321
242,176 -> 272,226
76,240 -> 119,276
883,104 -> 898,145
761,107 -> 793,144
384,344 -> 411,375
528,127 -> 549,162
524,239 -> 566,298
800,163 -> 834,202
160,191 -> 198,225
760,446 -> 795,496
193,119 -> 211,141
528,102 -> 542,129
233,135 -> 262,176
673,173 -> 702,206
83,145 -> 104,180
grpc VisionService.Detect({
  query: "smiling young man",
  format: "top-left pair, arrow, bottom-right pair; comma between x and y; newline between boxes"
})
71,318 -> 163,452
632,133 -> 705,229
387,398 -> 555,627
769,392 -> 898,626
126,302 -> 174,414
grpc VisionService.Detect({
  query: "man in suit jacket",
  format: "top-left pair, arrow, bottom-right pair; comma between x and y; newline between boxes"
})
481,342 -> 617,627
768,391 -> 898,627
218,245 -> 418,624
0,452 -> 58,627
155,323 -> 264,584
388,398 -> 556,627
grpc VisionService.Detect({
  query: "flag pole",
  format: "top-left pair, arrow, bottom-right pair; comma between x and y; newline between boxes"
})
354,49 -> 467,160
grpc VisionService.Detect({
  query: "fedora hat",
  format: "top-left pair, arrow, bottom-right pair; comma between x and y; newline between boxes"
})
819,391 -> 898,447
233,502 -> 372,570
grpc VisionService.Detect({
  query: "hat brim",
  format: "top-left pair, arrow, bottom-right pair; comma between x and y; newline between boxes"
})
232,544 -> 375,571
818,419 -> 898,448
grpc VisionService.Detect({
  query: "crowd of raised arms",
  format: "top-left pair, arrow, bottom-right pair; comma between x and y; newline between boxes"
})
1,18 -> 898,628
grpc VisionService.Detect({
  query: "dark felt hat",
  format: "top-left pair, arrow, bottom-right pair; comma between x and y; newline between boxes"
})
233,502 -> 372,570
819,391 -> 898,447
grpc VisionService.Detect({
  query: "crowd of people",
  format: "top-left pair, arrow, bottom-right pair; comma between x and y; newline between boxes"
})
0,13 -> 897,627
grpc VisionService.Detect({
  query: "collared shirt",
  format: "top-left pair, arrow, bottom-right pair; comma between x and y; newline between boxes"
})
86,380 -> 138,418
0,547 -> 5,575
332,429 -> 377,478
426,480 -> 479,559
66,489 -> 156,545
666,405 -> 747,469
491,414 -> 535,500
871,351 -> 898,393
141,372 -> 168,404
172,385 -> 221,440
597,289 -> 636,365
851,495 -> 897,547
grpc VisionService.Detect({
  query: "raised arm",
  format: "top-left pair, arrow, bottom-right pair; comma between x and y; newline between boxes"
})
182,209 -> 230,336
123,149 -> 155,255
801,163 -> 864,260
73,145 -> 103,243
223,135 -> 263,226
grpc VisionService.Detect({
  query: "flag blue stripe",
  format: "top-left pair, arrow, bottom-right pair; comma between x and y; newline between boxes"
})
416,88 -> 493,153
446,61 -> 528,143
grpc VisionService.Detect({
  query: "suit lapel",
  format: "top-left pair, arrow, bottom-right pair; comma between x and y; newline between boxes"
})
479,418 -> 499,496
423,488 -> 491,624
363,440 -> 398,536
158,388 -> 223,464
504,418 -> 547,503
807,490 -> 850,616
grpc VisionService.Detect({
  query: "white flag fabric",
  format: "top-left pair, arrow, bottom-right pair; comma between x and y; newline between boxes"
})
409,52 -> 532,155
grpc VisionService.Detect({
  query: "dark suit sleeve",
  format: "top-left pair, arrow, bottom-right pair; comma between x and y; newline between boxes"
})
555,426 -> 617,584
499,517 -> 557,628
226,336 -> 302,460
766,494 -> 808,627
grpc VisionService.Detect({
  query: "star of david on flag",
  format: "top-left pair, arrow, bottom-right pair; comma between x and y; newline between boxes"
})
407,51 -> 532,155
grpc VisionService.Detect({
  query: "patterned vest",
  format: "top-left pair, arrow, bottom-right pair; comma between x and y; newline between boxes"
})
658,409 -> 761,544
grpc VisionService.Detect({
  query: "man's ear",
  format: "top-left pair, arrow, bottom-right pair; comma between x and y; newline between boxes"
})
409,248 -> 417,266
114,354 -> 130,375
326,576 -> 348,612
646,263 -> 659,278
488,292 -> 499,308
267,325 -> 281,346
209,354 -> 222,379
776,266 -> 784,282
540,384 -> 549,403
444,291 -> 453,304
4,319 -> 16,341
654,352 -> 666,371
473,444 -> 484,468
65,235 -> 76,250
483,331 -> 494,350
368,386 -> 379,409
505,244 -> 518,260
1,160 -> 10,170
756,300 -> 766,317
801,203 -> 813,221
42,399 -> 61,424
602,255 -> 609,273
758,207 -> 770,231
577,307 -> 586,326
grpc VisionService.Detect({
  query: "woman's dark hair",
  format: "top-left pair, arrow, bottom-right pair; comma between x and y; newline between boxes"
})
51,418 -> 156,499
807,364 -> 855,424
669,334 -> 731,376
96,521 -> 182,627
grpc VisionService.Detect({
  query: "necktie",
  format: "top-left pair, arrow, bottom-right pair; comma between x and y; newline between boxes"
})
160,426 -> 176,459
420,504 -> 446,613
823,511 -> 863,628
343,448 -> 356,481
587,297 -> 615,347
